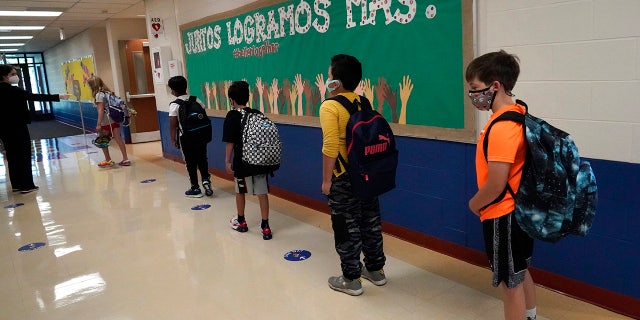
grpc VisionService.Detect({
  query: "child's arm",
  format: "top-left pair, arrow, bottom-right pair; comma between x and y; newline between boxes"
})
469,161 -> 511,216
225,142 -> 234,174
321,154 -> 336,195
169,115 -> 179,148
96,100 -> 105,132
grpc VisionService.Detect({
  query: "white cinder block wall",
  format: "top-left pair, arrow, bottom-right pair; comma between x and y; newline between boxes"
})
145,0 -> 639,163
477,0 -> 640,164
145,0 -> 255,114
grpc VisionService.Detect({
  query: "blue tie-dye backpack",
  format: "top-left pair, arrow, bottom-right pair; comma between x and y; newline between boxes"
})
483,100 -> 597,243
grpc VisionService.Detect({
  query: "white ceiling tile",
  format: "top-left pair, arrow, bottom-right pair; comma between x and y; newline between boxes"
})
1,0 -> 145,52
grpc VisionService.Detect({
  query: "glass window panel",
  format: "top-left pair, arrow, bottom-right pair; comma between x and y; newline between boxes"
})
133,51 -> 148,94
26,53 -> 43,63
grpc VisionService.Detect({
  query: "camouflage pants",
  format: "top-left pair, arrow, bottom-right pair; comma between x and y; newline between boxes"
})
328,173 -> 386,280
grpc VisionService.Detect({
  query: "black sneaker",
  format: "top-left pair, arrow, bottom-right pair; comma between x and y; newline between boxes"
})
184,186 -> 203,198
202,180 -> 213,197
261,227 -> 273,240
20,186 -> 39,194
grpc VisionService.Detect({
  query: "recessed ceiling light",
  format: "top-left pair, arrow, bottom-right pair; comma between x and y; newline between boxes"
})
0,11 -> 62,17
0,36 -> 33,40
0,48 -> 19,52
0,26 -> 45,31
0,43 -> 25,46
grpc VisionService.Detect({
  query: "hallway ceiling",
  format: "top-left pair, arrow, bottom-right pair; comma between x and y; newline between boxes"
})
0,0 -> 146,53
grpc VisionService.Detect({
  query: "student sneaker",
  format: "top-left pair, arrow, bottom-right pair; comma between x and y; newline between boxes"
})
202,180 -> 213,197
20,186 -> 40,194
361,267 -> 387,286
97,160 -> 115,168
261,227 -> 273,240
184,186 -> 203,198
328,275 -> 363,296
230,216 -> 248,232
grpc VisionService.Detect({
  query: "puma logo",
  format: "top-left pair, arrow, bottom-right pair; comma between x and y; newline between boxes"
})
364,134 -> 391,155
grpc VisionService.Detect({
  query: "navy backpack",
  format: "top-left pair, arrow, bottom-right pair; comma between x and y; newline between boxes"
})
328,95 -> 399,200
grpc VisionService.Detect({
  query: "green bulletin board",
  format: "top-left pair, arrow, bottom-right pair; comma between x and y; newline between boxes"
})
182,0 -> 469,131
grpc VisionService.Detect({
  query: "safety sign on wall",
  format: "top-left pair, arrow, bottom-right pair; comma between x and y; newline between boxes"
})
149,17 -> 164,39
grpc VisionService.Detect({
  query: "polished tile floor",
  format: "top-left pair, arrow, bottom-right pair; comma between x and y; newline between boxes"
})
0,135 -> 631,319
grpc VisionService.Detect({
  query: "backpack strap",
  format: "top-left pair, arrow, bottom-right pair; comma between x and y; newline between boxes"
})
481,109 -> 525,209
324,94 -> 373,173
326,94 -> 373,114
482,111 -> 525,162
172,95 -> 196,107
238,107 -> 254,132
172,96 -> 196,133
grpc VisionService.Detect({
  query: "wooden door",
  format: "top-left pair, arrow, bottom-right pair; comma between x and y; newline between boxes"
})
122,39 -> 160,143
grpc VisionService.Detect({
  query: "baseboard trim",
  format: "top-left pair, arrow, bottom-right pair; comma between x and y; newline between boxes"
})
162,152 -> 639,318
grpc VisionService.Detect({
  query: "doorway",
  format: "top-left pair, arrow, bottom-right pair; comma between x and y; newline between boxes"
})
120,39 -> 160,143
2,53 -> 54,121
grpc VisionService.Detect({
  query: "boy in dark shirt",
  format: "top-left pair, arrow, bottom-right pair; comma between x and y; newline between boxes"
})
221,80 -> 272,240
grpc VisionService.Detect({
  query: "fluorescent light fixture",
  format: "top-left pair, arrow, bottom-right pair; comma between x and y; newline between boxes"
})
0,48 -> 19,52
0,43 -> 24,46
0,11 -> 62,17
0,36 -> 33,40
0,26 -> 46,31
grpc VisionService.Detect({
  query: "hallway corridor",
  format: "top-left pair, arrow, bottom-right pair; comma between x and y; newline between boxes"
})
0,135 -> 630,319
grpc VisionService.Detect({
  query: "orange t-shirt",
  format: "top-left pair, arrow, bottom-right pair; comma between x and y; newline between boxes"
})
475,104 -> 527,221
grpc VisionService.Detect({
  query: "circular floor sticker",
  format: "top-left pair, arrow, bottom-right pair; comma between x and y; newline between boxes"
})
5,203 -> 25,209
18,242 -> 46,252
140,179 -> 156,183
284,250 -> 311,261
191,204 -> 211,211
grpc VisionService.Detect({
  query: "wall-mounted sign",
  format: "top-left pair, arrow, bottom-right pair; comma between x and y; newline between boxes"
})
149,17 -> 164,39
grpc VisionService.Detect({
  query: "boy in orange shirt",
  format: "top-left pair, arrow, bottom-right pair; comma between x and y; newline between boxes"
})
466,50 -> 537,320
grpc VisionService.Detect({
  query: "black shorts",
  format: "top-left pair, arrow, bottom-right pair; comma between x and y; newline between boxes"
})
482,212 -> 534,288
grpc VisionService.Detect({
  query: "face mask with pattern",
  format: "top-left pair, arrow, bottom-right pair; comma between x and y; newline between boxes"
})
468,86 -> 496,111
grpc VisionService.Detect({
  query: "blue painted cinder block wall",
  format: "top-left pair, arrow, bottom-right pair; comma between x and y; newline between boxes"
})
157,111 -> 639,300
55,101 -> 639,301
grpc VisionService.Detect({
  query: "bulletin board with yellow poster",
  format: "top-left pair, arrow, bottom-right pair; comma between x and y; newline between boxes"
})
61,56 -> 95,101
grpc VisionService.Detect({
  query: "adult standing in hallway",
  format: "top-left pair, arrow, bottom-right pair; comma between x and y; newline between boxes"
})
0,64 -> 69,194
